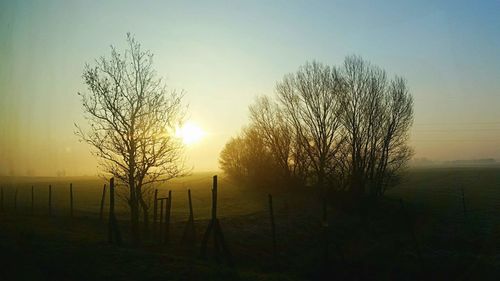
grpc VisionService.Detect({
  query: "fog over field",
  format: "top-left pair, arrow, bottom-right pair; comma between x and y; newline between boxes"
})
1,1 -> 499,280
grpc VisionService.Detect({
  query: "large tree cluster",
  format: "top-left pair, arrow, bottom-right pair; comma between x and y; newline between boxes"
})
220,56 -> 414,197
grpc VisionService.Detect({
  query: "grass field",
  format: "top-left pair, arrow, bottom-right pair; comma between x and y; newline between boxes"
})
1,167 -> 499,280
0,172 -> 268,220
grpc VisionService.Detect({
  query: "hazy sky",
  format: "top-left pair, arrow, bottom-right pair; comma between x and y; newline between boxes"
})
1,0 -> 499,176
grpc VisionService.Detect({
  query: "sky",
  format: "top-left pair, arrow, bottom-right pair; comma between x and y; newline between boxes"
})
0,0 -> 499,176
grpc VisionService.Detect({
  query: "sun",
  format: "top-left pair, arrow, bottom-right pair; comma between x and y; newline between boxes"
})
176,122 -> 205,145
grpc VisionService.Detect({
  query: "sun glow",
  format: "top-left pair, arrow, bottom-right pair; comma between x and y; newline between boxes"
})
176,122 -> 206,145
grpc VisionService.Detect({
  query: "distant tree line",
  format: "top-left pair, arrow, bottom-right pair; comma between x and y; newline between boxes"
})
220,56 -> 414,198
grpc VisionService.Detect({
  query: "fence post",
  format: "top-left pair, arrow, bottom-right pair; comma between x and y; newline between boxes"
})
153,189 -> 158,234
201,177 -> 216,258
158,198 -> 164,244
269,194 -> 277,265
99,184 -> 106,221
14,187 -> 18,212
182,189 -> 196,246
70,183 -> 74,218
201,175 -> 233,266
31,186 -> 34,215
211,176 -> 220,261
164,190 -> 172,245
48,185 -> 52,217
188,189 -> 194,220
108,178 -> 122,245
158,198 -> 166,244
212,176 -> 217,220
108,179 -> 114,243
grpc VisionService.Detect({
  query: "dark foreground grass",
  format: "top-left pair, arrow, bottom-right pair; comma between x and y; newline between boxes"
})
1,167 -> 499,280
0,215 -> 298,281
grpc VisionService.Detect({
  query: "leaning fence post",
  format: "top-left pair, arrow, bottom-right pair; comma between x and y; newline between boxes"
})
48,185 -> 52,217
69,183 -> 74,218
31,185 -> 34,215
99,184 -> 106,221
269,194 -> 277,265
201,178 -> 216,258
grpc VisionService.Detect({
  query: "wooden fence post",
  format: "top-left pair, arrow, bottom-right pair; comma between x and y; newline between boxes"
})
164,190 -> 172,245
182,189 -> 196,245
31,186 -> 34,215
108,178 -> 122,245
108,179 -> 114,242
188,189 -> 194,220
48,185 -> 52,217
70,183 -> 74,218
99,184 -> 106,221
201,178 -> 216,258
269,194 -> 277,265
159,198 -> 165,243
201,175 -> 233,266
153,189 -> 158,234
14,187 -> 18,212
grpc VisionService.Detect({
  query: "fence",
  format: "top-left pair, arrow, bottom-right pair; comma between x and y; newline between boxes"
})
0,174 -> 480,273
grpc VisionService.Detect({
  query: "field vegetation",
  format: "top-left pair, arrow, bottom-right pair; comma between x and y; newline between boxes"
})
1,167 -> 499,280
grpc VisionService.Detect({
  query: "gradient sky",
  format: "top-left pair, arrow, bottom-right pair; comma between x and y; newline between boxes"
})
1,0 -> 499,176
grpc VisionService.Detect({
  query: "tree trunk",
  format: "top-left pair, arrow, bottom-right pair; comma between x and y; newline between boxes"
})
139,194 -> 150,237
129,179 -> 141,245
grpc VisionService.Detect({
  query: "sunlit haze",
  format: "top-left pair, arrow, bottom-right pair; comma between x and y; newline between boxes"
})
1,0 -> 499,176
176,122 -> 206,146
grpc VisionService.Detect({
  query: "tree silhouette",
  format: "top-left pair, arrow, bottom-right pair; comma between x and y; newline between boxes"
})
219,126 -> 278,188
276,61 -> 345,191
220,56 -> 414,198
338,56 -> 414,197
76,33 -> 187,243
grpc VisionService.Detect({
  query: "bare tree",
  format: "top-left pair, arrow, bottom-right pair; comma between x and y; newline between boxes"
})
276,61 -> 344,190
220,57 -> 414,199
249,96 -> 299,185
372,76 -> 414,196
76,33 -> 187,243
338,55 -> 413,197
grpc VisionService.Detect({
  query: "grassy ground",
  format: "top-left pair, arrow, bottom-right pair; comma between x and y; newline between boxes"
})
1,167 -> 499,280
